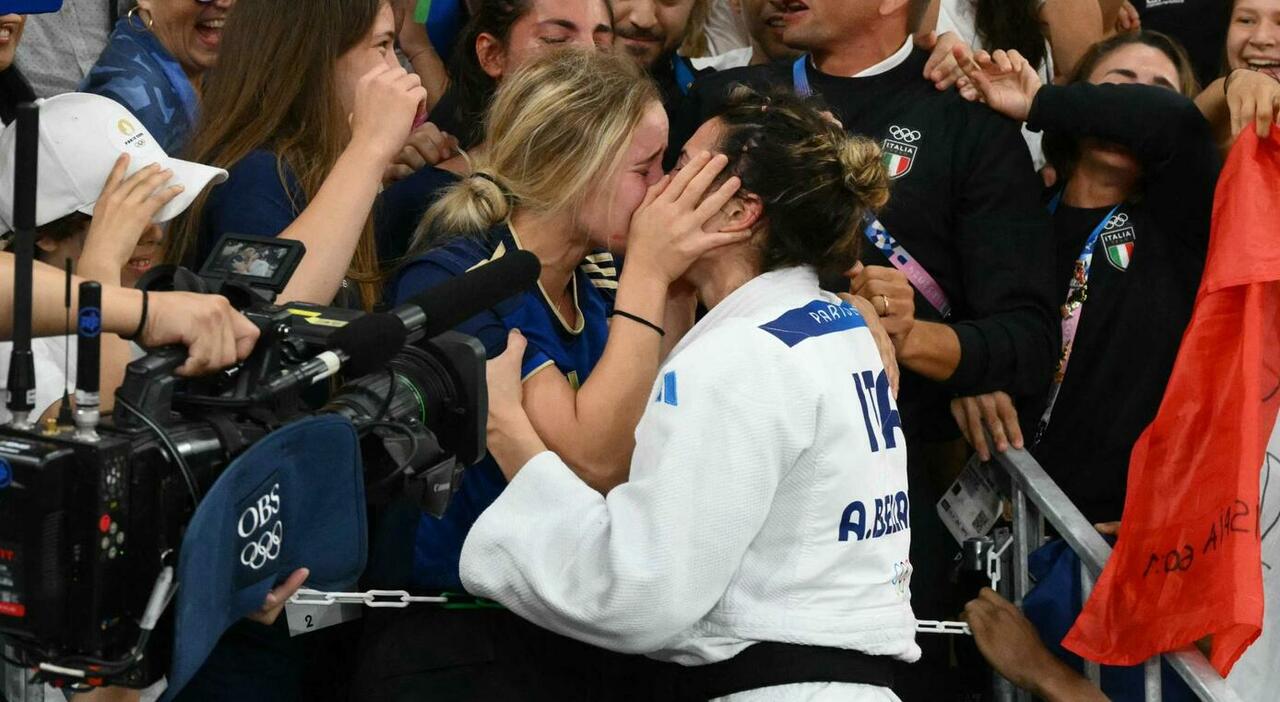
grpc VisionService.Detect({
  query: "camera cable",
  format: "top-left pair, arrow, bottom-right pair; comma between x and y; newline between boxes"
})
116,395 -> 201,509
362,420 -> 423,493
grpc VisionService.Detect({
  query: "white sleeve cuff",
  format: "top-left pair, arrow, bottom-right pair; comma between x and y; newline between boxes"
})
460,450 -> 603,595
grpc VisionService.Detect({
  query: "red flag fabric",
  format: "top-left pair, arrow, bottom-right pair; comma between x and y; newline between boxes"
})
1063,127 -> 1280,675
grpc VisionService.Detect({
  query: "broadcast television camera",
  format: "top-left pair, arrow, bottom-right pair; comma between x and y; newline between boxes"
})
0,105 -> 540,690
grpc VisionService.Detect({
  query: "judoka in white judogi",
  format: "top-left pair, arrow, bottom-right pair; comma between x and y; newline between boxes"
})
461,266 -> 919,700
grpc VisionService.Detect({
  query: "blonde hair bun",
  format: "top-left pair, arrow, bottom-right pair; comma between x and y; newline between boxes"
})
462,171 -> 512,222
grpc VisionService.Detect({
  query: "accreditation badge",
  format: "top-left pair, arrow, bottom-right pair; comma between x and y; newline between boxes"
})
936,455 -> 1002,546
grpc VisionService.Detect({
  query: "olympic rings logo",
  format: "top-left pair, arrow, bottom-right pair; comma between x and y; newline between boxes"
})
892,560 -> 913,599
1106,213 -> 1129,229
240,521 -> 283,571
888,126 -> 922,143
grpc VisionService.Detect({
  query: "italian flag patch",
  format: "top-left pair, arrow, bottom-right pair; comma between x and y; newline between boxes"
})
1101,227 -> 1136,272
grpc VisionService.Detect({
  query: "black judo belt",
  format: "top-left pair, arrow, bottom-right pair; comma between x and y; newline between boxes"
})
678,642 -> 895,699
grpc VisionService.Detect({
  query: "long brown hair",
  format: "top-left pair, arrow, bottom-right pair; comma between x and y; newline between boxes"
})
168,0 -> 386,308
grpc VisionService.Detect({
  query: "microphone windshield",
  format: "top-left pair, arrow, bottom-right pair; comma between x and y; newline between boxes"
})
331,313 -> 408,378
400,249 -> 541,339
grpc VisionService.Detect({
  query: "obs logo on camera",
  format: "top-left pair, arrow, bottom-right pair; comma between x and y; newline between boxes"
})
238,483 -> 283,571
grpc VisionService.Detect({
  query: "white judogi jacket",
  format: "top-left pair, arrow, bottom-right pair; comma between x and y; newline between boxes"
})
461,267 -> 919,699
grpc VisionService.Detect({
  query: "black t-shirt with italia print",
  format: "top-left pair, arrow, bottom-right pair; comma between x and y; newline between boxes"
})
672,49 -> 1060,444
1028,82 -> 1221,523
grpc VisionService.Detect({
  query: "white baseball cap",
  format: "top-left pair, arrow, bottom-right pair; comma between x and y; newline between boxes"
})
0,92 -> 228,234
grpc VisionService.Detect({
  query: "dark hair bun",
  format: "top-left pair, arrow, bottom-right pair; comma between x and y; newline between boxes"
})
711,87 -> 892,276
837,137 -> 890,211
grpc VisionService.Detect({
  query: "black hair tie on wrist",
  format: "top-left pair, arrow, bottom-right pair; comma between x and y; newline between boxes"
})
611,309 -> 665,337
124,289 -> 149,342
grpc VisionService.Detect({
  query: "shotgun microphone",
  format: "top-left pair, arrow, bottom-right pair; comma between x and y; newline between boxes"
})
253,250 -> 541,401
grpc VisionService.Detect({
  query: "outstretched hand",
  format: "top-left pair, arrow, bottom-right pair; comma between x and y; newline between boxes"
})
846,262 -> 916,351
950,391 -> 1023,462
840,293 -> 900,399
1224,69 -> 1280,138
956,48 -> 1043,123
625,152 -> 747,285
920,31 -> 975,91
964,589 -> 1108,702
486,330 -> 547,481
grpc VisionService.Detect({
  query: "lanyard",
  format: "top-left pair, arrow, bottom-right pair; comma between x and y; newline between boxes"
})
862,216 -> 952,319
673,54 -> 697,96
792,54 -> 953,319
1033,192 -> 1123,445
793,55 -> 813,97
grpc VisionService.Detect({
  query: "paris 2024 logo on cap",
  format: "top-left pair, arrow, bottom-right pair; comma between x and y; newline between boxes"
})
109,116 -> 153,155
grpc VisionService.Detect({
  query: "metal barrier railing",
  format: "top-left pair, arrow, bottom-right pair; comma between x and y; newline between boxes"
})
991,446 -> 1244,702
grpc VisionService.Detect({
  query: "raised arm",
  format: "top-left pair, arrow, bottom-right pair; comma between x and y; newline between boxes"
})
68,157 -> 185,415
1029,82 -> 1212,168
924,108 -> 1057,398
1,255 -> 258,376
1197,69 -> 1280,152
1027,78 -> 1221,252
1098,0 -> 1130,36
958,46 -> 1210,168
1040,0 -> 1106,81
396,2 -> 450,111
268,62 -> 426,305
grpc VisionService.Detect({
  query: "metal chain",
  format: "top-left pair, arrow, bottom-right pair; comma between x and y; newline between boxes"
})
289,588 -> 448,609
916,533 -> 1014,637
916,620 -> 972,636
291,594 -> 976,637
291,589 -> 976,633
987,532 -> 1014,592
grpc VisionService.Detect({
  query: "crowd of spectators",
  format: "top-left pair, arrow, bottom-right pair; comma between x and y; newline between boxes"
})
1,0 -> 1278,700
